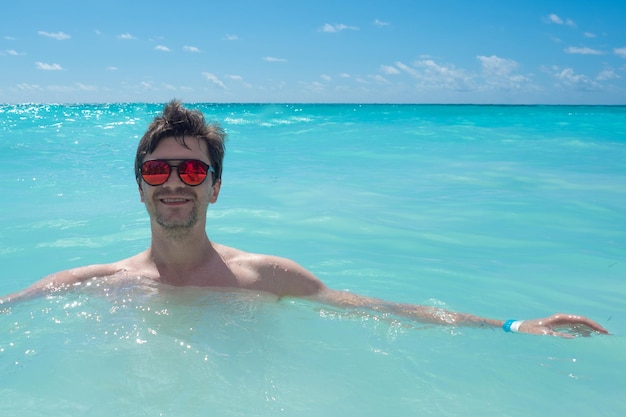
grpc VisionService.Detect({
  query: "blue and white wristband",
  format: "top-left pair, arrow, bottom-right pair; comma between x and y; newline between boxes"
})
502,319 -> 525,333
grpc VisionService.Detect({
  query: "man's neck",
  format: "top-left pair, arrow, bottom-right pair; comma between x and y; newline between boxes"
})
148,225 -> 215,278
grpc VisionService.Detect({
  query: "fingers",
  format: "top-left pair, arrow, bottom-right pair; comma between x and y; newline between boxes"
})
549,313 -> 610,335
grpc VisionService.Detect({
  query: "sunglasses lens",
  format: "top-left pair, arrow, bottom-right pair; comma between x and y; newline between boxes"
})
179,160 -> 208,186
141,160 -> 171,185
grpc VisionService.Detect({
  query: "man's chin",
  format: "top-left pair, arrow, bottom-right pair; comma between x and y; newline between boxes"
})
156,214 -> 198,233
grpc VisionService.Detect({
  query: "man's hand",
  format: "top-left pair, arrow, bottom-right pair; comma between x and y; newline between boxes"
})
518,313 -> 610,338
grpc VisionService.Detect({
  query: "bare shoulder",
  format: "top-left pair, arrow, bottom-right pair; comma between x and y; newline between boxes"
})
212,244 -> 327,297
1,262 -> 125,305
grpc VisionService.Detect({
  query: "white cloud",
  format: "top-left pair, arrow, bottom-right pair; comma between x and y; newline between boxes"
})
340,73 -> 351,78
373,19 -> 390,27
201,72 -> 227,89
370,74 -> 390,83
584,32 -> 597,38
614,47 -> 626,58
414,59 -> 474,89
38,31 -> 71,40
547,13 -> 563,24
319,23 -> 359,33
35,62 -> 63,71
390,57 -> 532,93
117,33 -> 136,40
2,49 -> 25,56
16,83 -> 42,91
478,55 -> 519,76
545,14 -> 575,27
596,69 -> 620,81
395,61 -> 420,78
380,65 -> 400,75
183,45 -> 201,53
76,82 -> 97,91
106,66 -> 118,71
548,66 -> 600,90
564,46 -> 603,55
154,45 -> 171,52
477,55 -> 531,89
227,74 -> 252,88
4,36 -> 17,40
224,34 -> 239,41
263,56 -> 287,62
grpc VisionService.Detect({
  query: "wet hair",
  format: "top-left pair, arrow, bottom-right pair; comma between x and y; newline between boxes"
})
134,100 -> 226,185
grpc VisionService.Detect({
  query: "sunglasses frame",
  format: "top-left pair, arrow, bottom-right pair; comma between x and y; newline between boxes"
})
140,159 -> 215,186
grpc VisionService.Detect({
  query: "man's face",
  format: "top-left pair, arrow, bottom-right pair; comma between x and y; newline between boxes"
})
139,136 -> 221,235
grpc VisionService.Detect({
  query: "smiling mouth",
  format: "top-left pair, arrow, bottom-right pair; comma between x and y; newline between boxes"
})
160,198 -> 191,204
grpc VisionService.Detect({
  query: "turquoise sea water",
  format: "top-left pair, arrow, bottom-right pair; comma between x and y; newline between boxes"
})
1,103 -> 625,416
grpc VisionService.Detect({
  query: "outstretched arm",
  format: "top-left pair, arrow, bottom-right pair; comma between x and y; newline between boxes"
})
0,264 -> 120,307
312,288 -> 609,338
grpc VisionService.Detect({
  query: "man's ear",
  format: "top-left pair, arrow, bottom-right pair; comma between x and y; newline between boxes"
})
210,179 -> 222,204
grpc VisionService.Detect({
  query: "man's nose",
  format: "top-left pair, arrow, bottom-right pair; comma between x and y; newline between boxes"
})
163,167 -> 184,187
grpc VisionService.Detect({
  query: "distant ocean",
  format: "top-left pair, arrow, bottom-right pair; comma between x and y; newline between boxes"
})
1,103 -> 625,417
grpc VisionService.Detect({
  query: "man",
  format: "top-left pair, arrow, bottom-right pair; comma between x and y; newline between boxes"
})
0,100 -> 609,338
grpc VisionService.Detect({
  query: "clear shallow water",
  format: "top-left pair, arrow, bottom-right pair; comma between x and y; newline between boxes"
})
1,103 -> 625,416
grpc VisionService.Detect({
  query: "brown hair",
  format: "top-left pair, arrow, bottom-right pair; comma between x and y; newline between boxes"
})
134,100 -> 226,185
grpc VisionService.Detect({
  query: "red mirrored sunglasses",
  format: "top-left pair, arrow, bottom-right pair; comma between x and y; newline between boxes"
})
140,159 -> 214,186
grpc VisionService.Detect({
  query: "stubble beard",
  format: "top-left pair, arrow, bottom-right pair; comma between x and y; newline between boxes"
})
148,191 -> 201,240
156,204 -> 199,239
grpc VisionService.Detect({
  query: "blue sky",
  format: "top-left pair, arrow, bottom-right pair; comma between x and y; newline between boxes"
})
1,0 -> 625,104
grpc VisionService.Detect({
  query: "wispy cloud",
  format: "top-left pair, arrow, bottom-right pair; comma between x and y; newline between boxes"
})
35,62 -> 63,71
201,72 -> 226,89
370,74 -> 390,83
547,66 -> 600,90
183,45 -> 201,53
4,36 -> 17,41
38,31 -> 71,40
477,55 -> 531,89
614,47 -> 626,58
584,32 -> 597,38
412,59 -> 473,90
227,74 -> 252,87
154,45 -> 171,52
564,46 -> 603,55
106,66 -> 118,71
263,56 -> 287,62
391,57 -> 530,92
373,19 -> 390,27
2,49 -> 25,56
224,34 -> 239,41
319,23 -> 359,33
117,33 -> 136,40
596,69 -> 620,81
380,65 -> 400,75
16,83 -> 42,91
76,82 -> 97,91
544,13 -> 575,27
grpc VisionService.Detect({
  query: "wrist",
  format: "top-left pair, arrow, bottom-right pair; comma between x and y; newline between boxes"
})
502,319 -> 525,333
